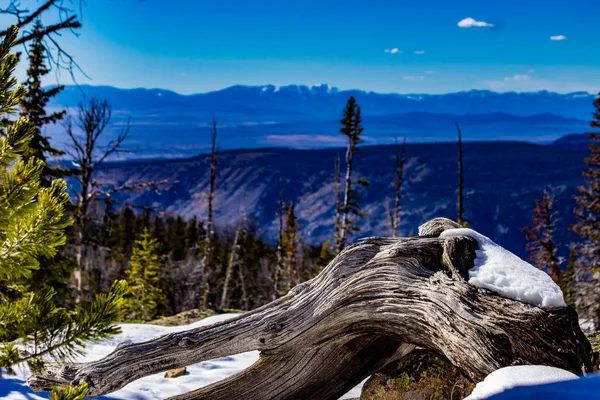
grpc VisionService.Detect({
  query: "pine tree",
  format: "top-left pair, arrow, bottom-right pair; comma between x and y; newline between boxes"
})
116,206 -> 137,256
125,228 -> 164,321
573,92 -> 600,323
135,208 -> 151,237
150,215 -> 168,254
185,215 -> 200,254
19,20 -> 68,184
50,382 -> 89,400
168,215 -> 187,261
522,190 -> 562,284
318,240 -> 335,271
336,97 -> 369,252
0,25 -> 127,376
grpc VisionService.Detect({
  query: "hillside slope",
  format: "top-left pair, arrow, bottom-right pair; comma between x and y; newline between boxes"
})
98,141 -> 588,259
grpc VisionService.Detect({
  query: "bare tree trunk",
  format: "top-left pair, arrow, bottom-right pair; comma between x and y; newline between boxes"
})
199,118 -> 218,310
219,225 -> 241,310
455,123 -> 464,224
273,191 -> 284,300
389,138 -> 406,238
338,142 -> 355,252
65,99 -> 130,303
30,218 -> 592,400
239,262 -> 249,311
334,155 -> 342,252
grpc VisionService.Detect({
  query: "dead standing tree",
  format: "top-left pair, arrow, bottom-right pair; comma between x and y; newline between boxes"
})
198,117 -> 218,310
455,122 -> 465,225
65,97 -> 168,302
388,137 -> 406,237
65,97 -> 130,302
272,189 -> 284,300
29,218 -> 592,400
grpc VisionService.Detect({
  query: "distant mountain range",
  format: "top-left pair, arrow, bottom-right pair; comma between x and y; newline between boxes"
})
97,140 -> 590,259
45,85 -> 597,158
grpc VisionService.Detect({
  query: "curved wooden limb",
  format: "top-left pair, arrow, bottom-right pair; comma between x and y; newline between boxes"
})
28,218 -> 593,399
168,338 -> 415,400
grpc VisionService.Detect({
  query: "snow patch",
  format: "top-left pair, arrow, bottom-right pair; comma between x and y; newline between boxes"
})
579,319 -> 596,332
465,365 -> 578,400
440,228 -> 566,308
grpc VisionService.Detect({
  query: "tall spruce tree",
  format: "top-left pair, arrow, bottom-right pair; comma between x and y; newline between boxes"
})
125,228 -> 164,321
19,20 -> 67,183
0,25 -> 127,378
522,190 -> 562,284
573,92 -> 600,324
336,97 -> 369,252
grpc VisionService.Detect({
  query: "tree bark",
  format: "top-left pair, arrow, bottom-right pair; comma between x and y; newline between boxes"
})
29,218 -> 592,400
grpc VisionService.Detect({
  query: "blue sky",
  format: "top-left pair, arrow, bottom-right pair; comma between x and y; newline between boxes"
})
12,0 -> 600,94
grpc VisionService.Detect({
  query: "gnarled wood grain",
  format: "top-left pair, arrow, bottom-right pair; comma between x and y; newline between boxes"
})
28,218 -> 593,400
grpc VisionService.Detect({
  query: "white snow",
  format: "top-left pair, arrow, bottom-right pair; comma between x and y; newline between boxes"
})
0,313 -> 363,399
440,228 -> 567,308
579,318 -> 596,332
465,365 -> 578,400
473,371 -> 600,399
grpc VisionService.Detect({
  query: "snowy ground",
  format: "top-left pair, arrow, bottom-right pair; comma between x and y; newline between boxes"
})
0,314 -> 363,399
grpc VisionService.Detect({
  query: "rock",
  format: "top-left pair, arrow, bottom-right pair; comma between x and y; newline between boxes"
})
164,367 -> 186,378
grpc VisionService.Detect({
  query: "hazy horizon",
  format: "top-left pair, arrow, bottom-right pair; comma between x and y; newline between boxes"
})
51,82 -> 598,97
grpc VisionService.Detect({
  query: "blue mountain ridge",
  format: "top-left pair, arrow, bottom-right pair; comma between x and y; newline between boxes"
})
44,84 -> 595,157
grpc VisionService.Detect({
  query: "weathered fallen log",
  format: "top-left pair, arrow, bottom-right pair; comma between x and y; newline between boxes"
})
28,218 -> 592,400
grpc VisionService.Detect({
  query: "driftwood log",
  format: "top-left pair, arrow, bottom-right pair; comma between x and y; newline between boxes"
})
29,218 -> 592,400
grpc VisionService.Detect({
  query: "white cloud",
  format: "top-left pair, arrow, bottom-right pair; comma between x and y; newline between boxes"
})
550,35 -> 567,41
414,50 -> 425,55
424,70 -> 435,75
458,17 -> 494,28
384,48 -> 402,54
504,74 -> 532,81
403,76 -> 425,81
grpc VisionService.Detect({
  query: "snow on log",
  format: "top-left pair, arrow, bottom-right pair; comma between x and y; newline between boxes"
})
439,228 -> 566,307
28,218 -> 592,400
